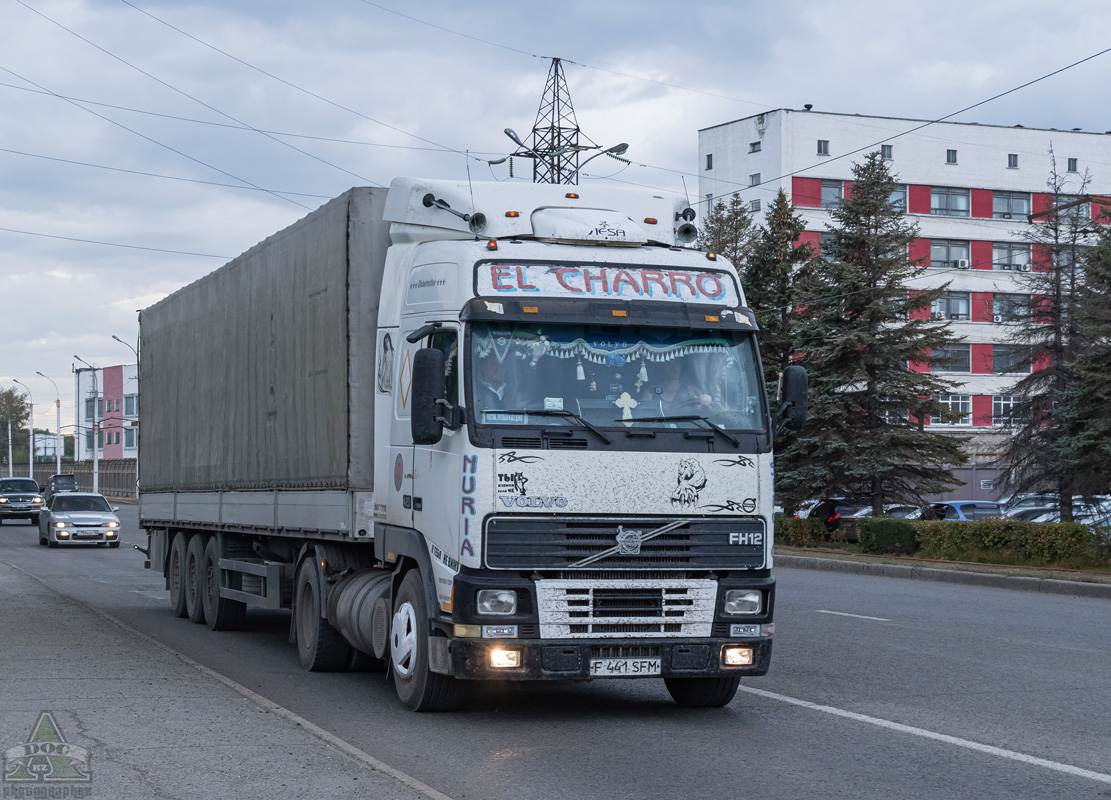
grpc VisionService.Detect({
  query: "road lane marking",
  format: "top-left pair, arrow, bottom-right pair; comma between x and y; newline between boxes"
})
737,685 -> 1111,786
2,559 -> 456,800
816,609 -> 890,621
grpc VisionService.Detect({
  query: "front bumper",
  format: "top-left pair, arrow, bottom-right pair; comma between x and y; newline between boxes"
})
449,637 -> 772,680
0,505 -> 41,520
51,529 -> 118,545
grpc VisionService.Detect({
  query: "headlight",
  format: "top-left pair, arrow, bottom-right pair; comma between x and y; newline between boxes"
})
476,589 -> 517,615
723,590 -> 762,615
106,521 -> 119,528
55,521 -> 67,529
33,496 -> 43,503
0,497 -> 7,504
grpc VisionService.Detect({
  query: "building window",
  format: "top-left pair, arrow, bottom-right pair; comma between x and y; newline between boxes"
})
931,187 -> 970,217
1055,194 -> 1091,223
1067,157 -> 1078,173
821,180 -> 842,209
817,139 -> 830,155
946,149 -> 958,164
749,199 -> 761,213
125,427 -> 136,448
993,293 -> 1026,322
930,239 -> 970,268
931,292 -> 971,321
882,144 -> 893,160
992,191 -> 1031,219
1007,153 -> 1019,169
888,184 -> 907,211
705,154 -> 713,170
124,394 -> 137,416
993,345 -> 1031,374
931,344 -> 971,373
115,399 -> 121,412
934,394 -> 972,425
114,431 -> 121,445
992,395 -> 1022,425
85,398 -> 94,420
819,231 -> 835,261
99,399 -> 105,416
749,141 -> 761,153
993,242 -> 1031,272
749,172 -> 761,187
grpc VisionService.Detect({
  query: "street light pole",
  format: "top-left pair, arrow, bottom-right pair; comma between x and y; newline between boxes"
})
36,372 -> 62,475
12,379 -> 33,480
74,357 -> 99,494
6,419 -> 11,477
112,335 -> 140,499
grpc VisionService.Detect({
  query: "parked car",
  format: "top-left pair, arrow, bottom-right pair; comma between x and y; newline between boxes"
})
0,477 -> 44,525
1002,493 -> 1058,513
40,473 -> 79,504
38,492 -> 121,548
844,504 -> 922,519
1006,506 -> 1058,521
925,501 -> 1005,521
808,499 -> 869,532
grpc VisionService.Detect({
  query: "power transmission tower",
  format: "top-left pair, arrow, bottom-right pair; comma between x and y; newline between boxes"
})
527,58 -> 594,185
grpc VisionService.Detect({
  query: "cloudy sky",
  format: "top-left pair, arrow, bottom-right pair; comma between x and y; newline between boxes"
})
1,0 -> 1109,431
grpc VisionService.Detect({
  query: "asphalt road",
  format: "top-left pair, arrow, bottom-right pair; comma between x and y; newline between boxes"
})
2,506 -> 1109,800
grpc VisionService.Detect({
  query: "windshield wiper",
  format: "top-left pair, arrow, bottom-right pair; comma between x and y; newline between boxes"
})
502,409 -> 612,445
626,415 -> 740,447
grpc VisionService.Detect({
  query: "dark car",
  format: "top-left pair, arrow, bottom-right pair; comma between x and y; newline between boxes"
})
0,477 -> 44,525
41,473 -> 78,504
808,499 -> 869,532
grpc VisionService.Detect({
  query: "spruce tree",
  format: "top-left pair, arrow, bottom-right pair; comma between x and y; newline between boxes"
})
1071,210 -> 1111,494
777,152 -> 967,516
996,161 -> 1099,518
698,193 -> 755,270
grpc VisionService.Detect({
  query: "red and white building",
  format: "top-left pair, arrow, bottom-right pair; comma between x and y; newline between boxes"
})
698,109 -> 1110,498
74,364 -> 139,462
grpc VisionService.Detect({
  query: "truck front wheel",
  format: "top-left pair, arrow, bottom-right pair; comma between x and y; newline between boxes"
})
390,571 -> 458,712
664,676 -> 741,708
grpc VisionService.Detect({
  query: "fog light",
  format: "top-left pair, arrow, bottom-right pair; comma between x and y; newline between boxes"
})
477,589 -> 517,615
722,646 -> 754,667
106,531 -> 117,538
57,531 -> 70,539
490,648 -> 521,668
724,590 -> 762,615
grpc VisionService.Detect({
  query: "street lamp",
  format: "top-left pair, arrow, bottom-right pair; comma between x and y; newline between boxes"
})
11,379 -> 33,480
74,356 -> 99,494
36,372 -> 62,475
574,142 -> 630,178
112,334 -> 139,499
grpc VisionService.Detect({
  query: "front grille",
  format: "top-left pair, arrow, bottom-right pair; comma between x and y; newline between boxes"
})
548,438 -> 588,449
592,645 -> 660,659
537,579 -> 715,639
485,516 -> 766,570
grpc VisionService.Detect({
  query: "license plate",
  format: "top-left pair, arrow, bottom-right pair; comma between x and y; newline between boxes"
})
589,658 -> 661,677
75,531 -> 102,538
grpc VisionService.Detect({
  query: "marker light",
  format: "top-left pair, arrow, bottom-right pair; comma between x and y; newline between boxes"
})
611,310 -> 627,318
705,315 -> 720,323
453,624 -> 481,638
643,217 -> 658,225
706,252 -> 718,261
505,211 -> 520,218
565,193 -> 579,199
523,306 -> 539,314
486,240 -> 498,250
490,648 -> 522,668
722,646 -> 754,667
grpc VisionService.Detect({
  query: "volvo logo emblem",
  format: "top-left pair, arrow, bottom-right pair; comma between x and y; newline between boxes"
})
615,526 -> 643,555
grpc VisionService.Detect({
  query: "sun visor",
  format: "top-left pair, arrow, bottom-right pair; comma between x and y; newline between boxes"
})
530,207 -> 647,246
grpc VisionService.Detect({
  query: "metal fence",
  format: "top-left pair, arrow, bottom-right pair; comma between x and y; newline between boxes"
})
28,460 -> 138,499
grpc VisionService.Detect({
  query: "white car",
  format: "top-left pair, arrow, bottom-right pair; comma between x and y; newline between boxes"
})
38,492 -> 121,548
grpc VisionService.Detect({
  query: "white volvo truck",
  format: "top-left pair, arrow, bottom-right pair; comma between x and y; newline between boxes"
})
139,178 -> 807,710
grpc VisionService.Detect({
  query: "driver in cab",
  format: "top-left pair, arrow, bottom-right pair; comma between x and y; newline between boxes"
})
640,359 -> 712,416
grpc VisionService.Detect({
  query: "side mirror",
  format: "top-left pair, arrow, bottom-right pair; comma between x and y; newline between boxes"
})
776,365 -> 808,434
411,348 -> 446,445
112,506 -> 120,513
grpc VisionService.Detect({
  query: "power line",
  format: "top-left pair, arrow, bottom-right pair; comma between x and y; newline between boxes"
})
0,146 -> 333,198
119,0 -> 485,164
15,0 -> 382,188
0,64 -> 311,210
0,226 -> 229,258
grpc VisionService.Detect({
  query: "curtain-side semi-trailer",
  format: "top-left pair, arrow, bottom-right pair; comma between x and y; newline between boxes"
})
138,178 -> 807,711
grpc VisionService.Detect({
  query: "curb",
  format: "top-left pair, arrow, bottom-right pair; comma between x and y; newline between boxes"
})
776,554 -> 1111,600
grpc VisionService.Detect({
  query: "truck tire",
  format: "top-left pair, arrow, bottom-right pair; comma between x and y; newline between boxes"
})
185,534 -> 207,624
664,676 -> 741,708
295,560 -> 350,671
168,534 -> 189,618
390,571 -> 458,712
202,537 -> 246,631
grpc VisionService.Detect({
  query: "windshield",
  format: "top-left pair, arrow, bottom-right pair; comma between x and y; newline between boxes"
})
54,496 -> 111,513
469,322 -> 767,432
0,478 -> 39,493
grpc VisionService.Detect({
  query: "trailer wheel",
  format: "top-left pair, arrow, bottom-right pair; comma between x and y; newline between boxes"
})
202,537 -> 246,631
295,560 -> 350,671
184,534 -> 207,624
664,676 -> 741,708
390,571 -> 458,711
168,534 -> 189,617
